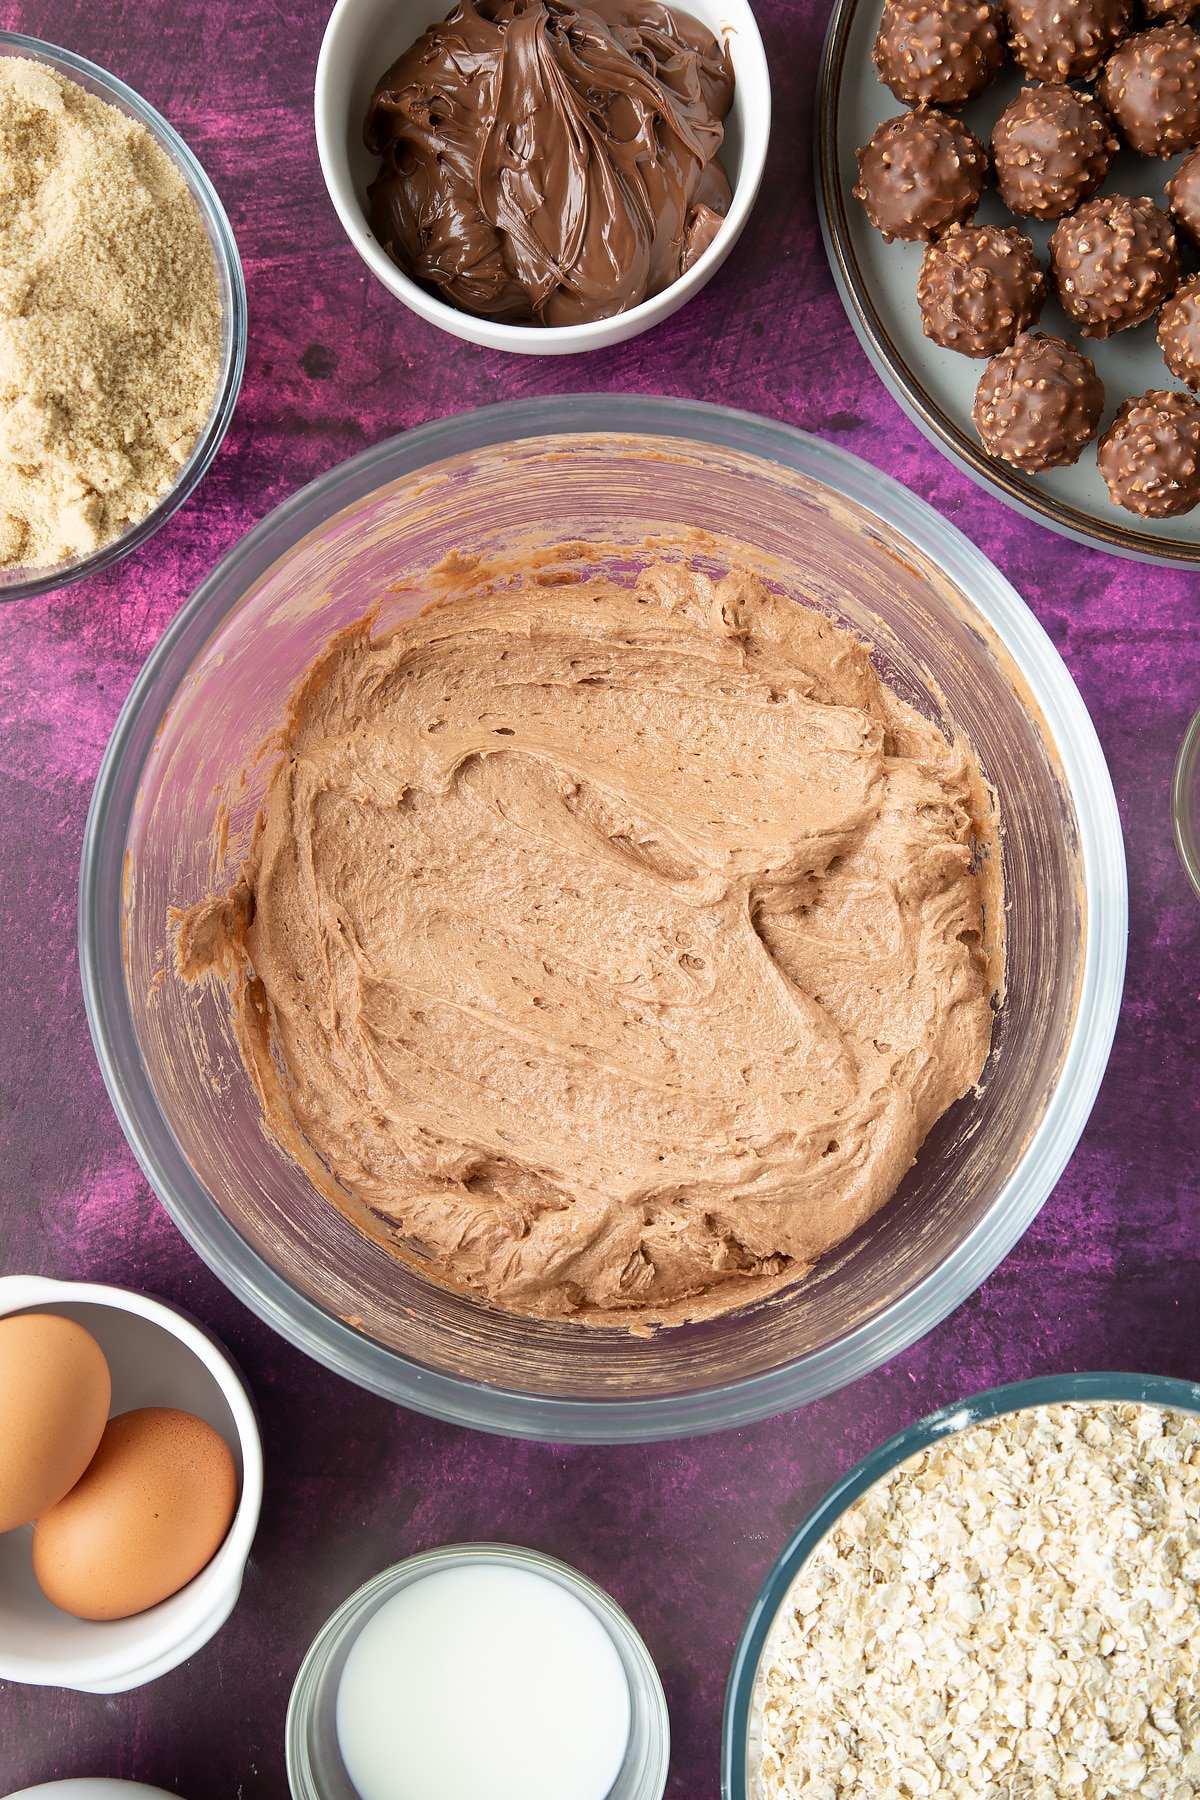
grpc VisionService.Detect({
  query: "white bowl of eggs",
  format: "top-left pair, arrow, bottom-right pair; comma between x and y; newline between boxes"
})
0,1275 -> 262,1693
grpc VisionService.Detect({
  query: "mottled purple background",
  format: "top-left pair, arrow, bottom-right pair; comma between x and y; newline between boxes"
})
0,0 -> 1197,1793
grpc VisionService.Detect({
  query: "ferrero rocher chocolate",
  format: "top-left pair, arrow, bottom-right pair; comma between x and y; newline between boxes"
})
972,333 -> 1104,470
917,223 -> 1046,356
1001,0 -> 1131,83
1099,24 -> 1200,156
990,85 -> 1117,220
872,0 -> 1004,106
854,108 -> 989,242
1098,390 -> 1200,516
1167,148 -> 1200,248
1049,195 -> 1179,338
1157,274 -> 1200,390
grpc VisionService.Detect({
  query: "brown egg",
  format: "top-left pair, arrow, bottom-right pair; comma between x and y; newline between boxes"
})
32,1406 -> 238,1620
0,1312 -> 112,1532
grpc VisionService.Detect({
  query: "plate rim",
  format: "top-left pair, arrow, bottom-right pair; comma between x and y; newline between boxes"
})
815,0 -> 1200,569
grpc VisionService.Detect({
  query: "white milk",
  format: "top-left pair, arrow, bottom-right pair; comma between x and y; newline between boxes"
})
335,1561 -> 632,1800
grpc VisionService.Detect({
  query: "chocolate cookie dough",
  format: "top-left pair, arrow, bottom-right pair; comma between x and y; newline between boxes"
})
363,0 -> 734,327
1157,272 -> 1200,387
176,567 -> 999,1327
1001,0 -> 1131,83
854,108 -> 988,242
872,0 -> 1004,107
1098,389 -> 1200,514
1049,194 -> 1179,337
972,332 -> 1104,469
990,85 -> 1117,220
917,223 -> 1046,355
1099,24 -> 1200,156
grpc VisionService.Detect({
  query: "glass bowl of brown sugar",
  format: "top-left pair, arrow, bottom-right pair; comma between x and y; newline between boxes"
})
0,32 -> 245,603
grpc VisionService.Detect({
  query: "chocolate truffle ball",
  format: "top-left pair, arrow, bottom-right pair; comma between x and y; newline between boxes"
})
972,332 -> 1104,469
1167,146 -> 1200,251
991,85 -> 1118,219
1001,0 -> 1132,83
854,109 -> 989,242
1049,195 -> 1179,337
1097,389 -> 1200,515
1142,0 -> 1199,26
873,0 -> 1005,107
917,223 -> 1046,355
1157,272 -> 1200,388
1099,25 -> 1200,155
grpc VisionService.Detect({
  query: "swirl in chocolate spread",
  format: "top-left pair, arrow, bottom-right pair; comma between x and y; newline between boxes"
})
175,566 -> 1000,1328
362,0 -> 735,326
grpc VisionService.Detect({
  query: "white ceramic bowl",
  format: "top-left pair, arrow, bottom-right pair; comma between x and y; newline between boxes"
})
4,1786 -> 181,1798
314,0 -> 770,354
0,1276 -> 262,1693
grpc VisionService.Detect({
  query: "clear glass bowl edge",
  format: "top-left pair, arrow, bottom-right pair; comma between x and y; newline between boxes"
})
285,1542 -> 670,1800
78,395 -> 1129,1442
0,29 -> 247,602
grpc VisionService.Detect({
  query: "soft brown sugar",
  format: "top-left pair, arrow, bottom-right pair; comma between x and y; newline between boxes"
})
0,57 -> 222,570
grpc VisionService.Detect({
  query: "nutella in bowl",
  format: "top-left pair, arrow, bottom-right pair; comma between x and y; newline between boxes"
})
363,0 -> 734,327
175,562 -> 1000,1329
314,0 -> 770,352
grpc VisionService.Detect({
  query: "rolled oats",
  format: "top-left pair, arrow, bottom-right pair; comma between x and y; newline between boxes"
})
755,1402 -> 1200,1800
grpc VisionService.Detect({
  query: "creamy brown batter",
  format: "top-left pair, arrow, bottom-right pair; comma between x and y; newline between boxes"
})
176,566 -> 999,1326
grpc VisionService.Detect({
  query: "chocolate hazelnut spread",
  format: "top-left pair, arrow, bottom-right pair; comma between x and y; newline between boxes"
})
176,566 -> 999,1326
363,0 -> 734,325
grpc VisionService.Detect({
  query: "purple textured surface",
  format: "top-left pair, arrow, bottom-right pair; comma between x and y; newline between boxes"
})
0,0 -> 1197,1794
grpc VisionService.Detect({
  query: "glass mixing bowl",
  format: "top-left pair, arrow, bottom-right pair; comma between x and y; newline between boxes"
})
0,32 -> 246,603
722,1370 -> 1200,1800
79,397 -> 1127,1442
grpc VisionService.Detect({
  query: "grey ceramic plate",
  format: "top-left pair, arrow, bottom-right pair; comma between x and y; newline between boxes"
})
817,0 -> 1200,565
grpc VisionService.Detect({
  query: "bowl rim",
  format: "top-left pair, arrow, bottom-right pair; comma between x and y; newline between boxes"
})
312,0 -> 771,354
0,1274 -> 263,1692
720,1369 -> 1200,1800
285,1542 -> 670,1800
0,30 -> 247,604
79,394 -> 1128,1443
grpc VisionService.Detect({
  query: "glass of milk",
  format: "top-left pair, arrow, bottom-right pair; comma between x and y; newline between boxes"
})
286,1544 -> 670,1800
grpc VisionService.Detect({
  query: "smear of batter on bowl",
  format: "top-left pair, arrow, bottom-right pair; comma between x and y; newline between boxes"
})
174,564 -> 1001,1327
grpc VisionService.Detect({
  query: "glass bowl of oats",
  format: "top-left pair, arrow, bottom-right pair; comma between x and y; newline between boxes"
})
0,32 -> 246,602
724,1372 -> 1200,1800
